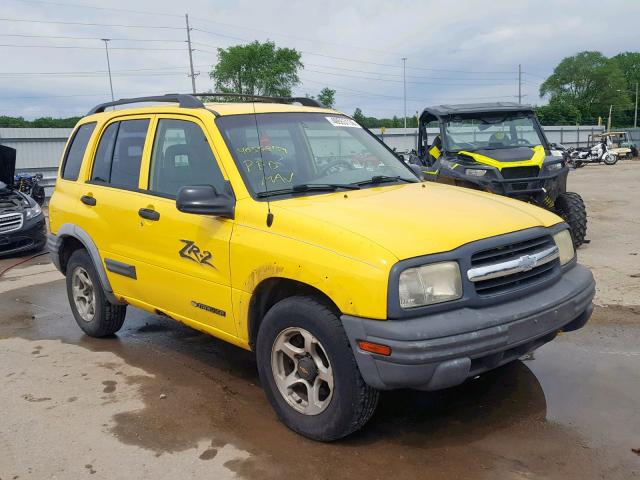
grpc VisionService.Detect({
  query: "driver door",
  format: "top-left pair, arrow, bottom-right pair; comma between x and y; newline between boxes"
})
132,114 -> 236,338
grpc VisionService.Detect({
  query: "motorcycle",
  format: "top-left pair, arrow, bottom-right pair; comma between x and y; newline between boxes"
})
14,172 -> 46,206
566,140 -> 618,169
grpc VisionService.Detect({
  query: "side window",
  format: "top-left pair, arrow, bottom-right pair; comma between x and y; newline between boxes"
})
149,119 -> 226,198
61,122 -> 96,180
91,122 -> 118,183
90,119 -> 149,189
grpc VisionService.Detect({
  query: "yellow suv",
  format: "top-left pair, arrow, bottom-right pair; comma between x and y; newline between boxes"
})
48,93 -> 595,441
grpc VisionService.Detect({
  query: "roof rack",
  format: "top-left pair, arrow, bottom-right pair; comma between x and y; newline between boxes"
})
196,92 -> 326,108
87,92 -> 326,115
88,94 -> 204,115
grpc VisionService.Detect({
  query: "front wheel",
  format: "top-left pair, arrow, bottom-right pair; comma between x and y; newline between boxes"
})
603,153 -> 618,165
555,192 -> 587,248
256,296 -> 378,441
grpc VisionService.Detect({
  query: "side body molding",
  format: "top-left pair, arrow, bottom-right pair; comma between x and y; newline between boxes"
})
48,223 -> 124,305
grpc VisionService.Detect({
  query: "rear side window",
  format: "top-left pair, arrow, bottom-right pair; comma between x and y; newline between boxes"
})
61,122 -> 96,180
90,119 -> 150,190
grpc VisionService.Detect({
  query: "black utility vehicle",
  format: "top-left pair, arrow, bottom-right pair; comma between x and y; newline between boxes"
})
413,103 -> 588,247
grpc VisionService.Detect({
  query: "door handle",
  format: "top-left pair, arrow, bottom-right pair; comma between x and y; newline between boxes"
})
81,195 -> 96,206
138,208 -> 160,221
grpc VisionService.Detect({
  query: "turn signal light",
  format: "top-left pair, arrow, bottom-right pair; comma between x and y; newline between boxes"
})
357,340 -> 392,356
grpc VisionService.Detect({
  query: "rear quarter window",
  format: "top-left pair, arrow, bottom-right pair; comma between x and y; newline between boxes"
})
61,122 -> 96,180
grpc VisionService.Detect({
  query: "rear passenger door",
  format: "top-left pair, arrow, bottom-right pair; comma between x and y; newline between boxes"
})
83,115 -> 153,301
132,115 -> 236,338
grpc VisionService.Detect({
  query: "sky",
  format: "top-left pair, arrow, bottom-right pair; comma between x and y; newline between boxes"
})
1,0 -> 638,119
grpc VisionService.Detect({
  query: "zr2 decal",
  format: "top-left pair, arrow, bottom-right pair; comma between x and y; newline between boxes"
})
179,240 -> 214,268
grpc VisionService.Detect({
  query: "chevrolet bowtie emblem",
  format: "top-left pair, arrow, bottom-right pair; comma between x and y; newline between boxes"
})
518,254 -> 538,271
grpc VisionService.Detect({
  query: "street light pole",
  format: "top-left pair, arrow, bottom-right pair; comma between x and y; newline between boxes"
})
101,39 -> 114,102
402,57 -> 407,130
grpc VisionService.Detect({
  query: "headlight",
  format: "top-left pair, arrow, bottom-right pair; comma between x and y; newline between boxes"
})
545,162 -> 563,171
553,229 -> 575,265
399,261 -> 462,308
465,168 -> 486,177
25,203 -> 42,220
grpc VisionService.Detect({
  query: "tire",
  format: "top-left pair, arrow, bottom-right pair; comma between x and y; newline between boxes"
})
555,192 -> 587,248
65,249 -> 127,337
603,153 -> 618,165
256,295 -> 379,441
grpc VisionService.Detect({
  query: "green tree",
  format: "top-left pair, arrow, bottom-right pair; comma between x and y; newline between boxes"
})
0,116 -> 80,128
535,100 -> 582,125
353,108 -> 365,124
209,41 -> 302,97
317,87 -> 335,108
612,52 -> 640,125
540,51 -> 630,125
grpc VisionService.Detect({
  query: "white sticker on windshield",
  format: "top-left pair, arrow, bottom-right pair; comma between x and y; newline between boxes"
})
325,116 -> 361,128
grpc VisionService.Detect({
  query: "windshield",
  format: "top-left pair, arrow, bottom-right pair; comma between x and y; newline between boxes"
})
444,115 -> 545,152
216,112 -> 416,198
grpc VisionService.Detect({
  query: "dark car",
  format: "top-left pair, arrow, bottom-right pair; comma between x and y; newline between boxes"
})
0,145 -> 46,256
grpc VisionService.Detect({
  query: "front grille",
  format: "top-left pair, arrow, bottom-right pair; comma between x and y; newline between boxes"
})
470,235 -> 558,296
501,166 -> 540,179
0,213 -> 24,234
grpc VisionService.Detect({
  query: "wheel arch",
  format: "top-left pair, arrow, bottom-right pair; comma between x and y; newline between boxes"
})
52,224 -> 123,304
247,277 -> 340,350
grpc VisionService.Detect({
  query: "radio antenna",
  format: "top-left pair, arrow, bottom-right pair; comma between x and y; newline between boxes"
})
251,100 -> 274,227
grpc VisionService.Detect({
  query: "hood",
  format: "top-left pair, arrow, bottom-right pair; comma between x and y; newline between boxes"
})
457,145 -> 546,169
273,182 -> 563,260
0,145 -> 16,188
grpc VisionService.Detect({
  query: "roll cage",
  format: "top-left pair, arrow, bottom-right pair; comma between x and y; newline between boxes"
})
417,102 -> 551,160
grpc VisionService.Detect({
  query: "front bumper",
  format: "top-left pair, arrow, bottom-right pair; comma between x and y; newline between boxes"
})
342,264 -> 595,391
0,214 -> 46,257
438,166 -> 568,203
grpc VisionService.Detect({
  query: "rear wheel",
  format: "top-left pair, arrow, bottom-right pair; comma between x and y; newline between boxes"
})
66,249 -> 127,337
256,295 -> 378,441
555,192 -> 587,248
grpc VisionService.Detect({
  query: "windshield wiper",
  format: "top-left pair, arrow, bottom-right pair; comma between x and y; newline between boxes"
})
354,175 -> 418,186
256,183 -> 361,198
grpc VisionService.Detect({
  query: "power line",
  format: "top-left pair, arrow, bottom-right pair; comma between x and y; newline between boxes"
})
0,33 -> 187,42
302,68 -> 516,87
304,63 -> 515,82
10,0 -> 184,18
300,77 -> 523,102
0,17 -> 183,29
0,65 -> 211,76
190,32 -> 517,75
0,43 -> 186,51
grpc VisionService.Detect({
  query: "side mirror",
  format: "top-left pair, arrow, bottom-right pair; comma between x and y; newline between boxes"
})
176,183 -> 235,219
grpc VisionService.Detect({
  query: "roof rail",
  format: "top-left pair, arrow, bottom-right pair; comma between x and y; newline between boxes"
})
87,93 -> 204,115
87,92 -> 327,116
193,93 -> 326,108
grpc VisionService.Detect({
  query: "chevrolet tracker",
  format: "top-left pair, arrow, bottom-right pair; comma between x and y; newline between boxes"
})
48,93 -> 596,441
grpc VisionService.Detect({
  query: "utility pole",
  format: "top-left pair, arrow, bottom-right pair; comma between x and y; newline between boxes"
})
635,81 -> 638,128
185,14 -> 197,94
518,64 -> 522,104
607,104 -> 613,132
402,57 -> 407,130
101,39 -> 114,102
